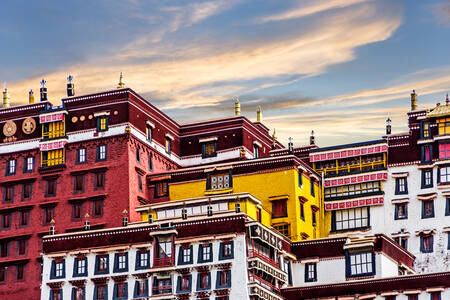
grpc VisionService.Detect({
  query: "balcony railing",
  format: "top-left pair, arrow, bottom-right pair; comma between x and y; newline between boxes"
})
248,273 -> 280,295
152,285 -> 172,295
316,160 -> 385,176
247,249 -> 279,268
153,256 -> 174,268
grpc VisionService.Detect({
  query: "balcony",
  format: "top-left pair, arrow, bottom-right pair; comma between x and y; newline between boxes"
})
316,160 -> 385,177
247,249 -> 279,268
153,256 -> 174,268
248,273 -> 281,295
152,285 -> 173,295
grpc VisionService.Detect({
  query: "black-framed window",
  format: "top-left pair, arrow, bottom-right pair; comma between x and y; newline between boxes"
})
422,200 -> 434,219
95,254 -> 109,274
94,172 -> 105,190
447,233 -> 450,250
1,214 -> 10,230
96,116 -> 108,132
310,179 -> 315,196
50,260 -> 65,279
76,148 -> 87,164
94,284 -> 107,300
73,175 -> 85,193
219,241 -> 234,260
0,241 -> 8,257
395,177 -> 408,195
421,169 -> 433,188
17,239 -> 27,255
298,171 -> 303,188
421,145 -> 432,163
0,266 -> 6,282
16,264 -> 25,280
178,245 -> 193,265
304,263 -> 317,282
197,272 -> 211,291
135,249 -> 150,270
146,124 -> 152,142
202,141 -> 217,158
113,282 -> 128,299
5,159 -> 16,176
272,199 -> 287,218
420,235 -> 433,253
148,156 -> 153,172
216,270 -> 231,289
72,287 -> 85,300
273,223 -> 289,238
165,138 -> 171,154
138,174 -> 143,192
23,157 -> 34,173
50,288 -> 63,300
134,279 -> 149,298
72,202 -> 82,220
73,257 -> 88,277
430,292 -> 441,300
300,202 -> 305,221
446,198 -> 450,216
43,207 -> 55,225
345,251 -> 375,278
45,178 -> 57,197
332,207 -> 370,232
153,277 -> 172,295
254,144 -> 259,159
92,199 -> 104,217
198,243 -> 213,263
113,253 -> 128,273
22,183 -> 32,201
207,171 -> 232,190
155,182 -> 169,198
439,166 -> 450,183
176,275 -> 192,293
136,147 -> 141,162
19,210 -> 30,227
3,186 -> 13,203
393,236 -> 408,250
421,121 -> 430,138
394,203 -> 408,220
96,145 -> 107,161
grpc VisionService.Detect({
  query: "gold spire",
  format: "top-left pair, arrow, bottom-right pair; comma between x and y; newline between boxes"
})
117,72 -> 125,89
271,128 -> 277,149
257,106 -> 262,122
2,86 -> 10,108
234,97 -> 241,116
29,90 -> 34,104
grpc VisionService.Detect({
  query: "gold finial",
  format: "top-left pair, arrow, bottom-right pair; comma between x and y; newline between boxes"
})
117,72 -> 125,89
446,93 -> 449,105
410,89 -> 417,111
271,128 -> 277,150
234,97 -> 241,116
2,85 -> 10,108
29,90 -> 34,104
256,106 -> 262,122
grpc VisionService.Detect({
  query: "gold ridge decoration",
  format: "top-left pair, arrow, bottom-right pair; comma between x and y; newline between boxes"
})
3,120 -> 17,137
22,117 -> 36,134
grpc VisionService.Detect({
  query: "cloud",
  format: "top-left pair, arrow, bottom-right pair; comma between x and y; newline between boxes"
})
257,0 -> 371,23
432,1 -> 450,27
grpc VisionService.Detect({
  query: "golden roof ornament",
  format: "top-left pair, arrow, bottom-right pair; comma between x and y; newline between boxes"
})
117,72 -> 125,89
257,106 -> 262,122
2,85 -> 10,108
234,97 -> 241,116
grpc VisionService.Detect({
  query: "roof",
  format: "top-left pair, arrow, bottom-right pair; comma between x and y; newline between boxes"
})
426,103 -> 450,118
310,139 -> 386,153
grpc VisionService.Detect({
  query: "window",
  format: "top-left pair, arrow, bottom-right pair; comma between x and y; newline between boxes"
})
440,144 -> 450,160
72,203 -> 82,219
0,267 -> 5,282
16,264 -> 24,280
94,172 -> 105,189
96,255 -> 109,274
148,156 -> 153,172
182,247 -> 191,263
3,186 -> 13,203
153,277 -> 172,295
114,253 -> 128,272
138,174 -> 143,192
73,287 -> 84,300
92,199 -> 103,217
22,183 -> 32,201
202,141 -> 217,158
199,244 -> 212,262
216,270 -> 231,288
155,182 -> 168,197
50,289 -> 62,300
43,207 -> 55,224
97,116 -> 108,132
254,145 -> 259,158
219,241 -> 233,260
2,214 -> 11,229
272,199 -> 287,218
394,203 -> 408,220
45,178 -> 57,197
395,177 -> 407,194
5,159 -> 16,176
300,202 -> 305,220
332,207 -> 369,231
17,239 -> 26,255
420,235 -> 433,253
407,294 -> 418,300
51,260 -> 65,279
422,122 -> 430,138
165,138 -> 171,154
0,241 -> 8,257
209,173 -> 231,190
95,285 -> 107,300
437,117 -> 450,135
422,145 -> 432,163
325,182 -> 382,199
136,250 -> 149,269
146,124 -> 152,141
24,157 -> 34,172
19,210 -> 29,227
178,275 -> 191,292
430,292 -> 441,300
115,282 -> 127,299
422,200 -> 434,218
310,179 -> 315,196
77,148 -> 87,163
439,166 -> 450,183
304,263 -> 317,282
41,149 -> 65,167
273,224 -> 289,238
422,170 -> 433,188
312,210 -> 317,226
74,257 -> 87,277
96,145 -> 107,161
346,251 -> 374,278
73,175 -> 84,193
446,198 -> 450,216
298,171 -> 303,188
197,272 -> 210,290
135,279 -> 148,297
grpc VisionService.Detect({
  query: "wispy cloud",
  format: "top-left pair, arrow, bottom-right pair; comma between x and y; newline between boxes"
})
432,1 -> 450,27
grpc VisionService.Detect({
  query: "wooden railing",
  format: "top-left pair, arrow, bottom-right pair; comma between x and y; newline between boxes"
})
248,273 -> 280,294
247,249 -> 279,268
153,256 -> 174,268
316,160 -> 385,175
152,285 -> 172,295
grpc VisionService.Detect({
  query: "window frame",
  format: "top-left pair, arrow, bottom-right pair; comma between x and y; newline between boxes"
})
5,159 -> 16,176
421,145 -> 432,163
23,157 -> 34,173
272,199 -> 288,218
345,250 -> 375,278
395,177 -> 408,195
21,183 -> 32,201
95,254 -> 109,275
73,257 -> 88,277
420,235 -> 434,253
202,141 -> 217,158
421,169 -> 433,189
3,185 -> 14,203
76,148 -> 87,164
96,145 -> 107,162
331,207 -> 370,232
304,263 -> 317,282
422,200 -> 435,219
92,199 -> 104,218
45,178 -> 57,197
206,171 -> 233,190
394,203 -> 408,220
155,182 -> 169,198
96,116 -> 109,132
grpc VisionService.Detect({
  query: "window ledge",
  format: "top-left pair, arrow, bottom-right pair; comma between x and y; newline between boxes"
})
204,188 -> 233,195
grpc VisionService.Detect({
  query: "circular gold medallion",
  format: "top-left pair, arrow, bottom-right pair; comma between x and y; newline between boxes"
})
88,115 -> 93,120
22,118 -> 36,134
114,110 -> 118,115
3,121 -> 17,137
80,115 -> 85,121
72,116 -> 78,123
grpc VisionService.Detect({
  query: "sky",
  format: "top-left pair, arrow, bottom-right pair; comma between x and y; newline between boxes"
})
1,0 -> 450,146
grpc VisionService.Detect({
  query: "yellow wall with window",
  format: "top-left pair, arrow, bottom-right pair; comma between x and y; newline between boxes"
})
140,168 -> 325,242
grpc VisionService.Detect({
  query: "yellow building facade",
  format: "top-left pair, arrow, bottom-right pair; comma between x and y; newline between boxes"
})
138,155 -> 325,242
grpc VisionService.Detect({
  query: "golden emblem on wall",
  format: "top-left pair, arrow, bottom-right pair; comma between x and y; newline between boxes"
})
3,121 -> 17,137
22,118 -> 36,134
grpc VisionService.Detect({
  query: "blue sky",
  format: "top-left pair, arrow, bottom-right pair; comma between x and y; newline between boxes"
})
1,0 -> 450,146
